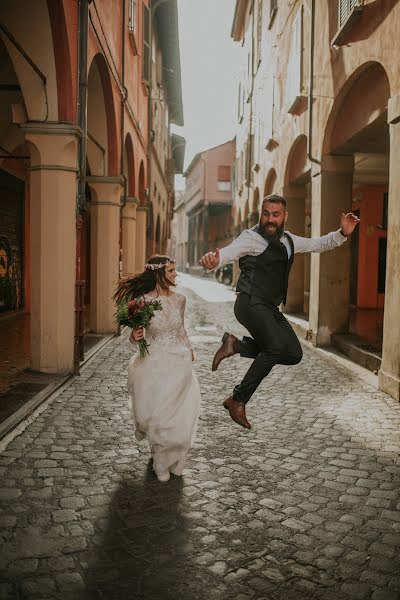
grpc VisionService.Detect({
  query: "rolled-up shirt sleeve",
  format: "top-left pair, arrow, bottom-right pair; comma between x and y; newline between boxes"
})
290,229 -> 347,254
215,230 -> 261,270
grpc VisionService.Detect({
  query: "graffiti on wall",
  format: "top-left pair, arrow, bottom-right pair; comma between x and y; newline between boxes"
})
0,197 -> 23,313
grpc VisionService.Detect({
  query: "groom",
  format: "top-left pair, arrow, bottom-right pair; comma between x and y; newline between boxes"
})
199,194 -> 360,430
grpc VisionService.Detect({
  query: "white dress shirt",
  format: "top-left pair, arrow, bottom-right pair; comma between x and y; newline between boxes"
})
216,228 -> 347,269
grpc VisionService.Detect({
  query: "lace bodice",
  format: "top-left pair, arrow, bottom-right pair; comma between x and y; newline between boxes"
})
130,292 -> 192,353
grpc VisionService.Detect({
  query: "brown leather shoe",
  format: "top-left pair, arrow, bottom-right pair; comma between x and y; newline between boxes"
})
222,396 -> 251,429
212,332 -> 238,372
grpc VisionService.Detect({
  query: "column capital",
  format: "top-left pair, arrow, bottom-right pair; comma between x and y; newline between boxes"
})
86,177 -> 124,207
22,122 -> 82,171
282,184 -> 305,201
388,92 -> 400,124
125,196 -> 138,205
312,155 -> 354,177
20,122 -> 83,138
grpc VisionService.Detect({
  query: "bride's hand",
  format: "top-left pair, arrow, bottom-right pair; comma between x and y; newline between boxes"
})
131,326 -> 145,342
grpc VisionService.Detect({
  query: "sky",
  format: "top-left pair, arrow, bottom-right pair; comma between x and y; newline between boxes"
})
173,0 -> 241,189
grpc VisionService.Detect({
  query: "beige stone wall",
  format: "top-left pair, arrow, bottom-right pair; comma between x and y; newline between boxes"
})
231,0 -> 400,400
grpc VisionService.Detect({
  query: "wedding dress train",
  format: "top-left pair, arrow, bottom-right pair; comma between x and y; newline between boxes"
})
127,292 -> 200,481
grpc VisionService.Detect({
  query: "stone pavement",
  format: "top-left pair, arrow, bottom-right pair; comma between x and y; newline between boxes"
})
1,284 -> 400,600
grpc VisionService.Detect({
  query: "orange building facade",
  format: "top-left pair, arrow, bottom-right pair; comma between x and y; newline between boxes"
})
0,0 -> 183,381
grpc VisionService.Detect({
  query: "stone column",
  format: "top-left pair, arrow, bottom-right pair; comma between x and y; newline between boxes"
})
86,176 -> 123,333
121,196 -> 137,275
135,206 -> 147,272
379,93 -> 400,400
309,155 -> 354,345
283,184 -> 306,314
21,123 -> 81,373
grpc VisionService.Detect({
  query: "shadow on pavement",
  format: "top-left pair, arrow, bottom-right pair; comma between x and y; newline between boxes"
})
83,460 -> 191,600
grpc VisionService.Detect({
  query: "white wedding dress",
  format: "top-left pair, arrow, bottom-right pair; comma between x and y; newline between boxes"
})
127,292 -> 201,481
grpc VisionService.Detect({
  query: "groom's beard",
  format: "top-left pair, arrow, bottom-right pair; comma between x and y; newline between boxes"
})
258,221 -> 285,241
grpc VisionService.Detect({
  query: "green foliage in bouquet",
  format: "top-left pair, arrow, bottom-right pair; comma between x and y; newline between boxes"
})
115,296 -> 162,357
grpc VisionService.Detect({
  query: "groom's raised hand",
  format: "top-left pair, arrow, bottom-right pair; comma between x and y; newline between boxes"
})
199,248 -> 220,270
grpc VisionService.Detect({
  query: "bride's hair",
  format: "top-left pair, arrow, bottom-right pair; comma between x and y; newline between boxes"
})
113,254 -> 176,303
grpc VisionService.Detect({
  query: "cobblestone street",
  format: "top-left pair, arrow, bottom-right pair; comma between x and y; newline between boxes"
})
1,280 -> 400,600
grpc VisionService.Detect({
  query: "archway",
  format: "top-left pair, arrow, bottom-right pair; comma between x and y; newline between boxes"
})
264,168 -> 277,198
87,54 -> 118,177
146,203 -> 155,258
155,215 -> 161,254
283,135 -> 311,317
321,61 -> 390,359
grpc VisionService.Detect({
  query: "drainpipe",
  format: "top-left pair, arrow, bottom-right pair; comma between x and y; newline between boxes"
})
77,0 -> 90,213
120,0 -> 127,210
74,0 -> 90,374
247,0 -> 255,223
120,0 -> 127,285
307,0 -> 319,165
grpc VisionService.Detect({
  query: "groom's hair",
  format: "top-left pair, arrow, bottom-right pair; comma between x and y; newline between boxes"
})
262,194 -> 287,210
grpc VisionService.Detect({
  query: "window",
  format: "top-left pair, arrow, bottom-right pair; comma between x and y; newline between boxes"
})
269,0 -> 278,27
286,6 -> 303,113
142,2 -> 150,84
128,0 -> 136,33
218,166 -> 231,191
339,0 -> 362,28
254,0 -> 263,71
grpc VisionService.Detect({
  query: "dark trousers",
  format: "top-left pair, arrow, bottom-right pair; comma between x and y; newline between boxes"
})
232,293 -> 303,404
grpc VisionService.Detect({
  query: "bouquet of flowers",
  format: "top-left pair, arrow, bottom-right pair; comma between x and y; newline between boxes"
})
115,296 -> 162,358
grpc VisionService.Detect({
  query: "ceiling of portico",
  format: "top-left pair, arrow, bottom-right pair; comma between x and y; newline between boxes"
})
0,37 -> 27,174
353,152 -> 389,185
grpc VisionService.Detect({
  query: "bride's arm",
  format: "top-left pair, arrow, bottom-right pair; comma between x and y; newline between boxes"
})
177,295 -> 194,360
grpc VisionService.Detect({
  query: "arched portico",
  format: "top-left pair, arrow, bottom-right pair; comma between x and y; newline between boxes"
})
310,62 -> 391,355
283,135 -> 311,316
86,53 -> 120,334
121,134 -> 137,275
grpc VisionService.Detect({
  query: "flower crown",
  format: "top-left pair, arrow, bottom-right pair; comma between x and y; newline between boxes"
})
145,259 -> 174,271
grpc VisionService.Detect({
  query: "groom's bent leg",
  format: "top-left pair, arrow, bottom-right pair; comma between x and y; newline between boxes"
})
232,302 -> 299,404
233,294 -> 260,359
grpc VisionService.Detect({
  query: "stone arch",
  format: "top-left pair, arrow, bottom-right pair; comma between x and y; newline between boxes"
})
155,214 -> 161,253
87,53 -> 118,176
323,62 -> 391,155
0,1 -> 59,121
138,160 -> 146,205
123,134 -> 135,196
283,135 -> 311,316
284,135 -> 309,186
47,0 -> 74,121
263,168 -> 277,198
146,202 -> 154,258
252,187 -> 260,214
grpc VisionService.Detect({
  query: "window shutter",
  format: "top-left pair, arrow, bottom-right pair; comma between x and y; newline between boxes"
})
286,6 -> 302,112
142,2 -> 150,83
263,73 -> 275,147
218,166 -> 231,182
339,0 -> 362,27
128,0 -> 136,32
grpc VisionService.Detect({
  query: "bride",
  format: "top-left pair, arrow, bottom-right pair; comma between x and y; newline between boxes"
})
114,255 -> 201,482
